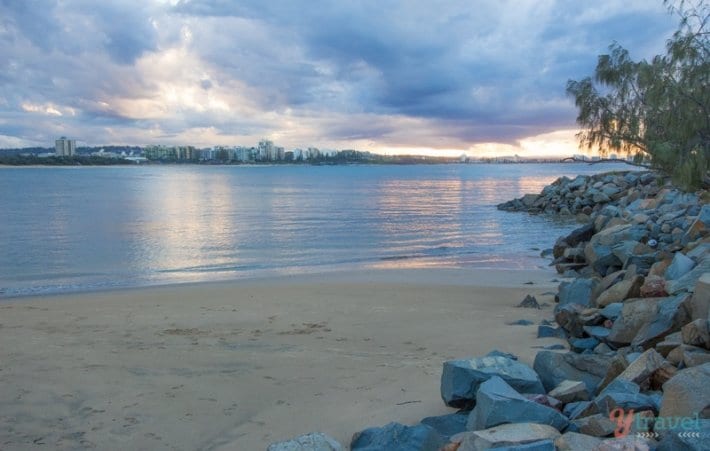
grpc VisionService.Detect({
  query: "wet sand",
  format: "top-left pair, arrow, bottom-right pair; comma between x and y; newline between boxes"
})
0,268 -> 564,450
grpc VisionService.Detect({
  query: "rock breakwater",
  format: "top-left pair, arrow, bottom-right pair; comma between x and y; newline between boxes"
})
269,170 -> 709,451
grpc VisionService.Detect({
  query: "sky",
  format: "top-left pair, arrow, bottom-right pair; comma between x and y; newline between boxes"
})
0,0 -> 680,156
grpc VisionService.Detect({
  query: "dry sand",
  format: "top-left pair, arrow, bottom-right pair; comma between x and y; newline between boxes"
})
0,268 -> 565,450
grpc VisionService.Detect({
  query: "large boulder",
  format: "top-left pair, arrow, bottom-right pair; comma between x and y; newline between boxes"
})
556,278 -> 598,310
657,418 -> 710,451
268,433 -> 343,451
555,432 -> 602,451
613,349 -> 667,389
420,413 -> 467,441
665,252 -> 696,280
533,351 -> 612,394
595,276 -> 644,307
659,362 -> 710,418
667,258 -> 710,295
466,376 -> 569,432
553,223 -> 595,258
607,298 -> 661,346
350,422 -> 446,451
456,423 -> 560,451
688,273 -> 710,321
681,319 -> 710,348
631,293 -> 691,349
548,380 -> 590,404
441,355 -> 544,408
570,414 -> 616,437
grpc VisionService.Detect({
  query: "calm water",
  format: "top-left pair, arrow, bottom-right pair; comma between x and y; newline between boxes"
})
0,163 -> 632,297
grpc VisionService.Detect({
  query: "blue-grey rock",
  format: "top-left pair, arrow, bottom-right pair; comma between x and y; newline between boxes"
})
570,337 -> 600,353
268,432 -> 343,451
584,326 -> 611,340
533,351 -> 612,394
659,362 -> 710,418
687,243 -> 710,261
538,325 -> 566,339
657,418 -> 710,451
466,376 -> 569,432
350,422 -> 445,451
570,413 -> 617,437
624,253 -> 658,273
584,243 -> 621,276
607,298 -> 660,346
420,413 -> 467,440
600,303 -> 624,320
548,380 -> 589,403
667,257 -> 710,295
632,293 -> 691,349
457,423 -> 561,451
556,278 -> 598,310
596,391 -> 660,415
441,355 -> 544,408
563,401 -> 599,420
666,252 -> 697,280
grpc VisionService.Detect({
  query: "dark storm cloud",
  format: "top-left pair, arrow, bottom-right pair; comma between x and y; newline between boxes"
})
0,0 -> 680,148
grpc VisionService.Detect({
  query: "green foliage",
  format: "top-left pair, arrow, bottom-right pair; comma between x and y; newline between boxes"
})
567,0 -> 709,189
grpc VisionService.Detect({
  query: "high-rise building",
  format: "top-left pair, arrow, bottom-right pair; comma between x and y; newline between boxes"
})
55,137 -> 76,156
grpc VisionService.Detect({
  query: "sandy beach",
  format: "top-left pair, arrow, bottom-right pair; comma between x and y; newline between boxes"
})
0,268 -> 565,450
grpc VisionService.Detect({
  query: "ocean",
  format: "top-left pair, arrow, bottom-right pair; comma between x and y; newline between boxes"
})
0,163 -> 634,297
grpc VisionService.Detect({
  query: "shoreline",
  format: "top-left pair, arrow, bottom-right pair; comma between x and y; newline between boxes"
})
0,267 -> 564,450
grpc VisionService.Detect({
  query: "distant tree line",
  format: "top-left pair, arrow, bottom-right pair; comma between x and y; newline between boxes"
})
567,0 -> 709,189
0,154 -> 133,166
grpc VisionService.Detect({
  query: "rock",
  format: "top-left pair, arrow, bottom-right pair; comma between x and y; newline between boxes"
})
613,349 -> 666,389
659,362 -> 710,418
557,278 -> 598,310
585,243 -> 622,276
607,298 -> 661,346
563,400 -> 599,420
555,432 -> 602,451
518,295 -> 541,309
595,276 -> 644,307
632,293 -> 691,349
350,422 -> 446,451
571,414 -> 617,437
657,418 -> 710,451
548,380 -> 589,403
667,258 -> 710,294
456,423 -> 561,451
466,376 -> 569,432
594,436 -> 654,451
555,304 -> 586,338
441,355 -> 544,408
594,391 -> 659,416
678,345 -> 710,367
600,303 -> 624,320
681,319 -> 710,348
420,413 -> 468,441
537,325 -> 566,339
655,331 -> 683,357
651,363 -> 678,389
597,354 -> 630,393
554,224 -> 595,258
639,275 -> 668,298
648,259 -> 672,278
570,337 -> 601,353
665,252 -> 696,280
533,351 -> 612,394
688,272 -> 710,321
268,432 -> 344,451
584,326 -> 612,341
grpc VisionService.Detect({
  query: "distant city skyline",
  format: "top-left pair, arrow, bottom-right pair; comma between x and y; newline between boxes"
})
0,1 -> 678,157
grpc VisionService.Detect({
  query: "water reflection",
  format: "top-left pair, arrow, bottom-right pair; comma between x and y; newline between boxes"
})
0,163 -> 639,295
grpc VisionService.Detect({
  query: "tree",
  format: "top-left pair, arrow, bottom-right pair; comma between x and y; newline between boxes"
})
567,0 -> 709,189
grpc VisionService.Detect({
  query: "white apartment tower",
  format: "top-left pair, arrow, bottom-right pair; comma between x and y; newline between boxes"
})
55,137 -> 76,156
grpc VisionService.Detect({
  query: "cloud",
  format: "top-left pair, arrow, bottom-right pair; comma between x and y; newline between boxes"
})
0,0 -> 679,154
